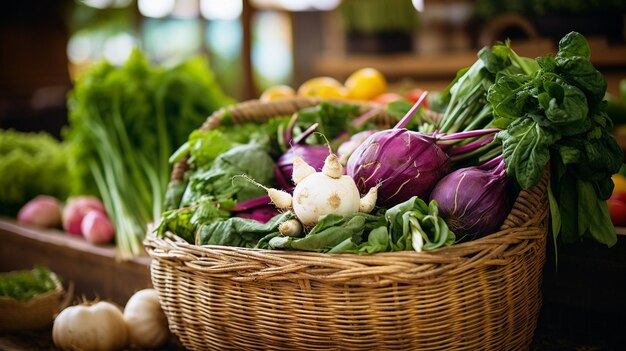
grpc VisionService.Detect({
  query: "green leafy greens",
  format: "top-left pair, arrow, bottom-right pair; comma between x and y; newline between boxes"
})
64,50 -> 234,259
486,32 -> 622,246
0,266 -> 58,302
0,129 -> 70,216
256,197 -> 455,254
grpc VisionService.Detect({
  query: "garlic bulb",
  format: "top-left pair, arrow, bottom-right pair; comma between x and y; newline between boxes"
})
123,289 -> 170,348
52,301 -> 128,351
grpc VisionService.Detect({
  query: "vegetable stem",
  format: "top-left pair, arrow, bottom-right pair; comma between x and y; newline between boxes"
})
394,91 -> 428,129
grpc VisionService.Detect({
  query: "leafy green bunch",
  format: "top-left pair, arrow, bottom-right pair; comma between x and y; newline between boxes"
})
489,32 -> 622,246
0,129 -> 70,216
64,50 -> 234,258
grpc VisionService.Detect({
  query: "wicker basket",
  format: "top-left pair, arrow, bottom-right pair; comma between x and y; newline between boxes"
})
145,98 -> 549,351
0,272 -> 65,332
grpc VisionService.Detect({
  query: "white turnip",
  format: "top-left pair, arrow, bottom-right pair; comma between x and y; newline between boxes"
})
266,152 -> 378,236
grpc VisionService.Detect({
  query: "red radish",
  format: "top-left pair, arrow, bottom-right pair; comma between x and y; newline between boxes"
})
62,196 -> 106,236
81,210 -> 116,244
17,195 -> 62,228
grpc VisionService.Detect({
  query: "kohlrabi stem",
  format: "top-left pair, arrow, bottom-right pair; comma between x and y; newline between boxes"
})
437,128 -> 500,141
285,112 -> 299,145
478,154 -> 504,170
353,108 -> 379,128
292,123 -> 320,145
449,141 -> 499,163
494,159 -> 506,175
447,135 -> 495,155
477,146 -> 503,165
334,108 -> 380,140
394,91 -> 428,129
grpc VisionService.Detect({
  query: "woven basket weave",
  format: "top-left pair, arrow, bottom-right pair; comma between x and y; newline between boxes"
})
145,97 -> 548,351
0,272 -> 64,332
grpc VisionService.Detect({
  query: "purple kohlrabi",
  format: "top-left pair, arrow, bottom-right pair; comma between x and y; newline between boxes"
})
346,129 -> 451,206
429,156 -> 514,240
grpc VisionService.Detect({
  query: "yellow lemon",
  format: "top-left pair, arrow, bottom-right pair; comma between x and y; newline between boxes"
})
297,77 -> 348,99
612,173 -> 626,194
259,85 -> 296,102
344,67 -> 387,101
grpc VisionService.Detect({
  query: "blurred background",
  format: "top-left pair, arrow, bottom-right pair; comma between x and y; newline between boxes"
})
1,0 -> 626,138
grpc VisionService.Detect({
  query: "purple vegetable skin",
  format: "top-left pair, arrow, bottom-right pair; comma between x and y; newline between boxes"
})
347,129 -> 451,205
337,130 -> 377,166
429,156 -> 514,240
231,195 -> 280,223
275,145 -> 329,192
235,206 -> 280,223
346,91 -> 498,206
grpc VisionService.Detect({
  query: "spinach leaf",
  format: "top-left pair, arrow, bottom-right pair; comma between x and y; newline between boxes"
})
338,197 -> 455,254
497,118 -> 560,189
259,197 -> 454,254
536,80 -> 590,136
487,73 -> 534,127
556,31 -> 591,61
290,213 -> 379,252
197,212 -> 292,247
557,57 -> 606,105
576,180 -> 617,247
182,143 -> 276,205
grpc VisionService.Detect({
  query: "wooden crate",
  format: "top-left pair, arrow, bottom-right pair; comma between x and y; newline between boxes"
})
0,218 -> 152,306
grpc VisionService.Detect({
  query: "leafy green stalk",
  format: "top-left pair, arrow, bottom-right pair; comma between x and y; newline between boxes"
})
64,50 -> 234,259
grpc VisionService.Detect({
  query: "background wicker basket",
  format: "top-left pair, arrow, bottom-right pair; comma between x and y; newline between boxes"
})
145,98 -> 549,351
0,272 -> 64,333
